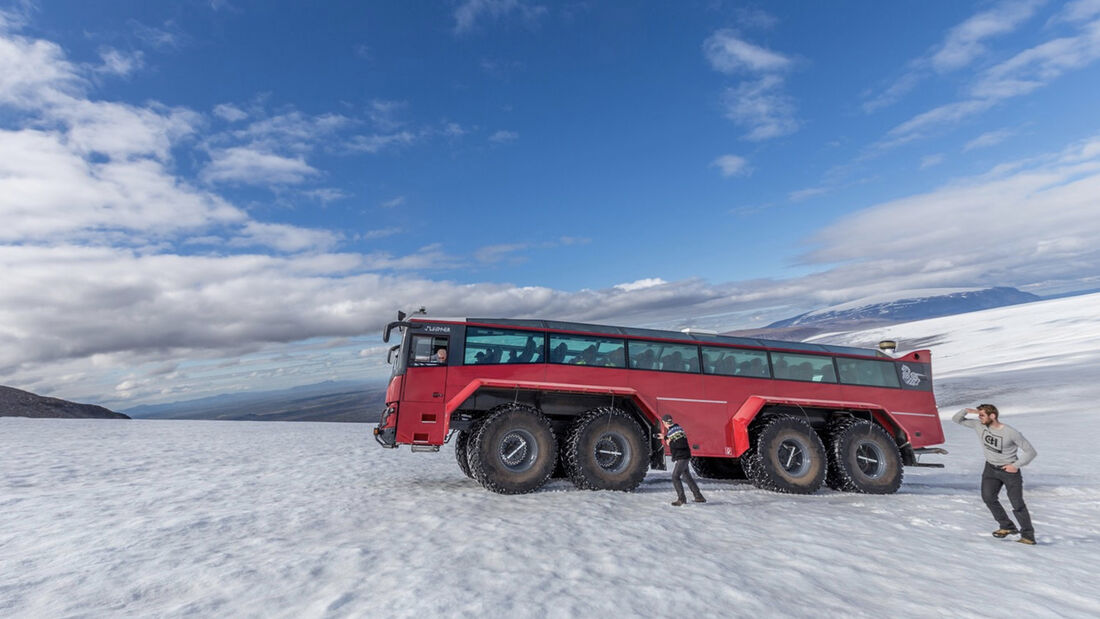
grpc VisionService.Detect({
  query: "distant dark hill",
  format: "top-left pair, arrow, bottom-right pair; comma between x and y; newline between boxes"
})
124,380 -> 388,423
0,385 -> 129,419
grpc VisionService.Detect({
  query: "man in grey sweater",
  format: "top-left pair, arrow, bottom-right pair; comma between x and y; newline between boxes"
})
953,404 -> 1038,544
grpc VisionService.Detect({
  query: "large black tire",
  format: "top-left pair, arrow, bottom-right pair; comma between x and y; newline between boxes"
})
823,417 -> 858,490
827,419 -> 903,494
454,430 -> 473,479
467,405 -> 557,495
691,456 -> 746,480
565,407 -> 649,491
746,416 -> 827,494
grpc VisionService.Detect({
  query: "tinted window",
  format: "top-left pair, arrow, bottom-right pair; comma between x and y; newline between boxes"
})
770,352 -> 837,383
548,334 -> 626,367
464,327 -> 544,365
410,335 -> 449,366
629,341 -> 699,373
701,347 -> 769,378
836,357 -> 901,388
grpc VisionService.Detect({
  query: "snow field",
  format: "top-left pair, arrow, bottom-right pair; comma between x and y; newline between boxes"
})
3,293 -> 1100,617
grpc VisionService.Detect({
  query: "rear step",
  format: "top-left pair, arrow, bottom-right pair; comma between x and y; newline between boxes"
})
909,446 -> 948,468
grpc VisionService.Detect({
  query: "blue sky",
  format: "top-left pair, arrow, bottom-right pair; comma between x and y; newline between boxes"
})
2,0 -> 1100,406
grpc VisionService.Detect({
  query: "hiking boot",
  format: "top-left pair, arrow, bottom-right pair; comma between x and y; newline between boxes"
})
992,528 -> 1019,538
1018,536 -> 1036,545
671,499 -> 685,506
693,496 -> 707,503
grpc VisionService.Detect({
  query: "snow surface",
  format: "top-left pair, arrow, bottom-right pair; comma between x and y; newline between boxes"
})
4,294 -> 1100,618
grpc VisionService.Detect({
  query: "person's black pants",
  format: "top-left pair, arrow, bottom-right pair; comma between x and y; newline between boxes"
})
981,462 -> 1033,537
672,459 -> 703,501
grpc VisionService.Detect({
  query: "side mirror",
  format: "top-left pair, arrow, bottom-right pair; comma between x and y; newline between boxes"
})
387,344 -> 400,364
383,320 -> 413,343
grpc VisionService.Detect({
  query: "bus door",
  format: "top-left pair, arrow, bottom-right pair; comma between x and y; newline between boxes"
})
400,333 -> 451,443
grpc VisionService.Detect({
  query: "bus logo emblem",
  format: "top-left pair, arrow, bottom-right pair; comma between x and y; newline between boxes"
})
900,365 -> 924,386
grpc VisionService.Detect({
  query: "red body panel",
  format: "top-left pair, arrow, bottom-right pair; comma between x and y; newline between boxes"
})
390,350 -> 943,456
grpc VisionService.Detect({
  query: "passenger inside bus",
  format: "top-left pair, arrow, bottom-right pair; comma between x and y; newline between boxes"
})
633,349 -> 656,369
662,351 -> 684,372
573,345 -> 598,365
550,342 -> 568,364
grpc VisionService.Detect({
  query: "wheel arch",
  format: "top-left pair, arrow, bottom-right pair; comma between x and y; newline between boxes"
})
444,379 -> 665,468
730,395 -> 908,458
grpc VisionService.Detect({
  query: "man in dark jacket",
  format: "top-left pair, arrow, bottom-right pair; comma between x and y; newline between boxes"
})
662,414 -> 706,506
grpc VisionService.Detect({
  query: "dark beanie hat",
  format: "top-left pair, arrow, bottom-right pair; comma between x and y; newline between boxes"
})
662,414 -> 673,423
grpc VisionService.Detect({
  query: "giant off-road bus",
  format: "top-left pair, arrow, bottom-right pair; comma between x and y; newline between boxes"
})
374,314 -> 946,495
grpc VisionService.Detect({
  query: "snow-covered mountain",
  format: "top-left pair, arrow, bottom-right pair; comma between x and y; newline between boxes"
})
3,293 -> 1099,616
766,286 -> 1039,328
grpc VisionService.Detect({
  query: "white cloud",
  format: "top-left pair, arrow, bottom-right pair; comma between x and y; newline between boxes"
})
704,29 -> 798,141
703,29 -> 792,74
453,0 -> 547,34
930,0 -> 1044,72
95,48 -> 144,77
1053,0 -> 1100,24
475,243 -> 528,264
788,186 -> 828,202
721,76 -> 799,141
489,130 -> 518,143
348,131 -> 416,153
303,188 -> 348,203
380,196 -> 406,208
367,99 -> 406,131
711,154 -> 750,177
876,13 -> 1100,147
213,103 -> 248,122
921,153 -> 946,168
963,128 -> 1016,151
863,0 -> 1044,113
613,278 -> 667,292
202,147 -> 319,185
362,227 -> 401,240
229,222 -> 341,253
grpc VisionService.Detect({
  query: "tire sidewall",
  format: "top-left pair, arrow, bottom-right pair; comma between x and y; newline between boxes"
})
471,407 -> 557,494
567,408 -> 649,491
755,417 -> 826,494
834,422 -> 902,494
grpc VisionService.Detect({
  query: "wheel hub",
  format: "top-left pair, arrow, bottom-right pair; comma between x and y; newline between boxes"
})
499,429 -> 538,472
777,438 -> 810,476
854,441 -> 886,478
593,433 -> 630,473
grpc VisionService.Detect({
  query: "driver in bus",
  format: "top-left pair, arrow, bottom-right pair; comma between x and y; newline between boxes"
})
429,347 -> 448,364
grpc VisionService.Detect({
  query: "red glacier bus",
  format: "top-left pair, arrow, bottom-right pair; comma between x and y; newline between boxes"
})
374,314 -> 946,495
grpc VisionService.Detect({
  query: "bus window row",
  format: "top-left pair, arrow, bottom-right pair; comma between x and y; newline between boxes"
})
460,326 -> 902,388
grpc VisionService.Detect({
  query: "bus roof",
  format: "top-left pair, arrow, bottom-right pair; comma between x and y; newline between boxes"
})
413,317 -> 886,359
